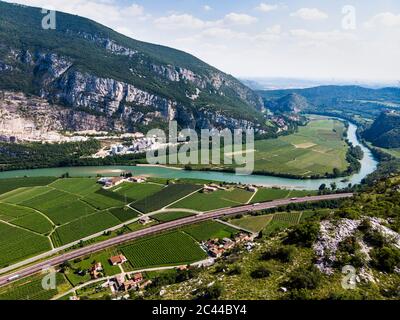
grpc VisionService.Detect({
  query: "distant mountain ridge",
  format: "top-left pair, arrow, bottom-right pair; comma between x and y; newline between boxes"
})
265,93 -> 310,113
258,85 -> 400,122
363,111 -> 400,148
0,1 -> 264,132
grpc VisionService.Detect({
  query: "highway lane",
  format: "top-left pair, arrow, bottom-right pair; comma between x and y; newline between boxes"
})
0,193 -> 353,287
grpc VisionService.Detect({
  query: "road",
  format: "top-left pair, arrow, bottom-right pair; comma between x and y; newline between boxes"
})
0,193 -> 352,287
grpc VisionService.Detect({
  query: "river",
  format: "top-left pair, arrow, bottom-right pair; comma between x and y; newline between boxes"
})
0,121 -> 378,190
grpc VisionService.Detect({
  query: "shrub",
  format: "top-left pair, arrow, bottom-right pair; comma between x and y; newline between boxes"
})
371,246 -> 400,273
260,245 -> 295,263
285,266 -> 322,290
285,222 -> 320,247
250,266 -> 271,279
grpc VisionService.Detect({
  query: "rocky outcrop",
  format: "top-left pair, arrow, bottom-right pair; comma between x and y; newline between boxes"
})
313,219 -> 361,275
1,48 -> 259,131
0,91 -> 126,139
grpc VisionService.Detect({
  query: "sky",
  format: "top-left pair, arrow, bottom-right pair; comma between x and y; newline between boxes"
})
3,0 -> 400,82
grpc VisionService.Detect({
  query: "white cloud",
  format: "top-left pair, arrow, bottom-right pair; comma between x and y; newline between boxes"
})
224,13 -> 258,25
124,4 -> 144,17
154,14 -> 210,30
290,29 -> 355,42
256,3 -> 279,13
201,28 -> 246,40
154,12 -> 257,30
254,25 -> 282,41
290,8 -> 328,21
203,5 -> 212,12
364,12 -> 400,28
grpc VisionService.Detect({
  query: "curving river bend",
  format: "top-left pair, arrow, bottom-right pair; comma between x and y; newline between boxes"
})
0,121 -> 378,190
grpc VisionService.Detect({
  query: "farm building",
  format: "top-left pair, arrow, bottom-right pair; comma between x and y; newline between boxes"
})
130,176 -> 147,183
246,185 -> 258,193
138,216 -> 152,225
109,254 -> 127,266
203,185 -> 218,193
89,262 -> 103,279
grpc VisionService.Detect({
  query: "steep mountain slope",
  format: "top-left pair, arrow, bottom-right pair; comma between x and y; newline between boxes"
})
265,93 -> 310,113
0,1 -> 264,132
363,111 -> 400,148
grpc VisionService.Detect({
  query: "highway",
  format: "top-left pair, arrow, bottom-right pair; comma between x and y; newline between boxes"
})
0,193 -> 353,287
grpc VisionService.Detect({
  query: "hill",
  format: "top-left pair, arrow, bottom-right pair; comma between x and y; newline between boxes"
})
258,85 -> 400,124
0,1 -> 264,132
265,93 -> 310,113
363,111 -> 400,148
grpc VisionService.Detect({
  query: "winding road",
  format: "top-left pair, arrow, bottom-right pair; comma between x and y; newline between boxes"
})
0,193 -> 353,287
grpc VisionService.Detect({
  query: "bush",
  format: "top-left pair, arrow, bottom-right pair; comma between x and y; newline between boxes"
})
196,283 -> 224,300
227,265 -> 242,276
250,266 -> 271,279
285,222 -> 320,247
285,266 -> 322,290
260,246 -> 295,263
363,229 -> 387,248
371,246 -> 400,273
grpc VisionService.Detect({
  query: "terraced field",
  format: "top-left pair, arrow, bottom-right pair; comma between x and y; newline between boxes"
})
121,231 -> 207,269
182,221 -> 239,241
170,188 -> 254,212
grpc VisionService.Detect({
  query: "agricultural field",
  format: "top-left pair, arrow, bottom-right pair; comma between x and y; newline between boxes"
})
0,186 -> 52,204
0,177 -> 57,196
50,178 -> 101,196
64,251 -> 121,286
132,184 -> 200,213
170,188 -> 254,212
82,189 -> 126,210
21,189 -> 96,225
229,215 -> 273,233
108,207 -> 140,222
152,211 -> 196,222
0,177 -> 206,265
184,118 -> 349,177
250,188 -> 316,204
51,210 -> 121,246
121,231 -> 207,269
111,182 -> 163,203
182,221 -> 239,241
264,212 -> 302,236
0,273 -> 69,300
0,222 -> 51,268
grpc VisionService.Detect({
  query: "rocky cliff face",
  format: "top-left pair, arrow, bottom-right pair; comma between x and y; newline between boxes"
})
0,2 -> 265,134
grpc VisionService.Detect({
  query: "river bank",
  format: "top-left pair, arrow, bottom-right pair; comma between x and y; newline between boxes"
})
0,121 -> 378,190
